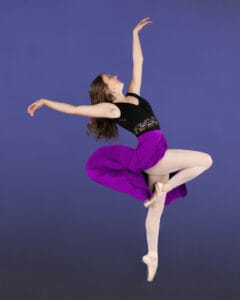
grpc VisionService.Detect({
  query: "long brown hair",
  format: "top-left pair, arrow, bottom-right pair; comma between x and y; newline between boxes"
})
86,74 -> 119,142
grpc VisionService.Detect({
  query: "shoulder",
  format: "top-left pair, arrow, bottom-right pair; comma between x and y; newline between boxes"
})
126,92 -> 147,101
126,92 -> 141,99
97,102 -> 121,118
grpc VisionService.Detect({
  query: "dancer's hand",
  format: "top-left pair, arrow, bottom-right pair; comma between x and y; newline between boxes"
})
133,17 -> 152,34
27,98 -> 45,117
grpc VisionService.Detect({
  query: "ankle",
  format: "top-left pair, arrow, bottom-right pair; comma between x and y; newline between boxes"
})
147,251 -> 158,258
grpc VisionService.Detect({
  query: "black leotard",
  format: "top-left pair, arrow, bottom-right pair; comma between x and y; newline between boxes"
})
112,92 -> 161,137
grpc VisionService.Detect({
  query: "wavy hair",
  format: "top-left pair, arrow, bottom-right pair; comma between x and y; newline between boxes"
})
86,74 -> 119,142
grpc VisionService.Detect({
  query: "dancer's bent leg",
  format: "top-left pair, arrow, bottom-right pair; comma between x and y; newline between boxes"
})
144,149 -> 213,193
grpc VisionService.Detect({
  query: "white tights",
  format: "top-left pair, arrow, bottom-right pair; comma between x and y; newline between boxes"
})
143,160 -> 213,281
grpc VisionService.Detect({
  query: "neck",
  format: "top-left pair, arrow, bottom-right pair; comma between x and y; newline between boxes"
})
113,92 -> 125,102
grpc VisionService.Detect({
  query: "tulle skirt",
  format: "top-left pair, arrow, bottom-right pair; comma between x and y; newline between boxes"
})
85,129 -> 187,206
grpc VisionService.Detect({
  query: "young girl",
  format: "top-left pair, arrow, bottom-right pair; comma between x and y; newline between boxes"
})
27,17 -> 213,282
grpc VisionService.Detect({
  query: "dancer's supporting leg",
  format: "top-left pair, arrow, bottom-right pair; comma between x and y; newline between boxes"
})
144,149 -> 213,193
142,174 -> 169,282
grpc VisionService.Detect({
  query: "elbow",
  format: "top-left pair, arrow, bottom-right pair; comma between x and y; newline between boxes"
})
71,106 -> 78,115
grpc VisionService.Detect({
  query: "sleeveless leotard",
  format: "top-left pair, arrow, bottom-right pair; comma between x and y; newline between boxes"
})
112,92 -> 161,137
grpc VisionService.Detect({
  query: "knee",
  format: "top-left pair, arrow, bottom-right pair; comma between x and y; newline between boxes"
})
202,153 -> 213,168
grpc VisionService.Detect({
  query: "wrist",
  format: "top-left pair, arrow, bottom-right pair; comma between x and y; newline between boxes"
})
133,29 -> 139,36
41,98 -> 47,105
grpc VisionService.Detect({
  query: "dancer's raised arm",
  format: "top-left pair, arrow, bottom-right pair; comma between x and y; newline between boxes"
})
27,98 -> 118,118
127,17 -> 152,95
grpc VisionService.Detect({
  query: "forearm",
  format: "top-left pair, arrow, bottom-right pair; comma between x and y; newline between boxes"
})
132,31 -> 144,63
43,99 -> 75,115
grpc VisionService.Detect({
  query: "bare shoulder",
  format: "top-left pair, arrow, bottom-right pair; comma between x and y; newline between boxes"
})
97,102 -> 121,118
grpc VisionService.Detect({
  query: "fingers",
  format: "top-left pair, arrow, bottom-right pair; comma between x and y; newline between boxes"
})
134,17 -> 152,32
27,104 -> 33,113
27,103 -> 36,117
140,17 -> 152,23
28,108 -> 34,117
139,17 -> 152,24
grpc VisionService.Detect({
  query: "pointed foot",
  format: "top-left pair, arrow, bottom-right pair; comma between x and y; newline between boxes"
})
141,252 -> 158,282
144,181 -> 165,208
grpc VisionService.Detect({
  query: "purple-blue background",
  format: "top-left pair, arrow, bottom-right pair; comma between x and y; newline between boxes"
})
1,0 -> 239,299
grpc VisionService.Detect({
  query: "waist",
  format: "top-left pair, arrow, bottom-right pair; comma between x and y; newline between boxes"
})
133,116 -> 160,136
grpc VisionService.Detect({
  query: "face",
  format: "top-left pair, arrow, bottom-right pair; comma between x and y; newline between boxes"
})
102,74 -> 124,94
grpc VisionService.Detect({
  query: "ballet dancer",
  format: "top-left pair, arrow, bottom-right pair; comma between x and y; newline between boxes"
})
27,17 -> 213,282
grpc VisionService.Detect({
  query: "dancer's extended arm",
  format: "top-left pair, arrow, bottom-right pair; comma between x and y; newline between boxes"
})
27,98 -> 118,118
127,17 -> 152,95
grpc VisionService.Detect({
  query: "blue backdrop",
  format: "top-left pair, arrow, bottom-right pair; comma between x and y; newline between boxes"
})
1,0 -> 239,299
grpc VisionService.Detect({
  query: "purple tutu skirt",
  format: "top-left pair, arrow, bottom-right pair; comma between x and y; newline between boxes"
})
85,129 -> 187,206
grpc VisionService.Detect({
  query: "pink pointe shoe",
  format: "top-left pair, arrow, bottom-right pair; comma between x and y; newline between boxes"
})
144,181 -> 168,208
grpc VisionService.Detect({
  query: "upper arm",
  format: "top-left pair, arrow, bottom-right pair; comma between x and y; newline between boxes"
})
127,61 -> 143,95
73,103 -> 120,118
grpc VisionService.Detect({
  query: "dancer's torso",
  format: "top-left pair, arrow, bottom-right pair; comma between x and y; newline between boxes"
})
112,92 -> 161,137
